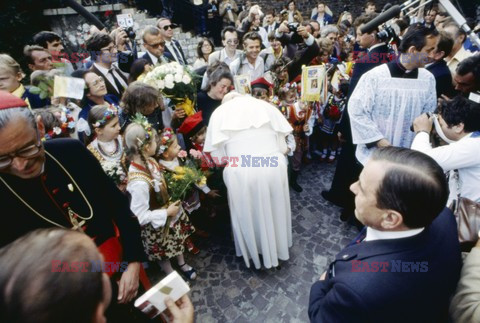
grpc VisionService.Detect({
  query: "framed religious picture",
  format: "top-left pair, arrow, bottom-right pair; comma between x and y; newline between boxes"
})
301,65 -> 326,102
234,75 -> 252,95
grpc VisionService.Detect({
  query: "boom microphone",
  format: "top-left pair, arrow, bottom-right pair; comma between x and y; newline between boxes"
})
360,5 -> 402,34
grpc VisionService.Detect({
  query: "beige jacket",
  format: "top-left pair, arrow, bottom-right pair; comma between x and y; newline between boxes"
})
450,247 -> 480,322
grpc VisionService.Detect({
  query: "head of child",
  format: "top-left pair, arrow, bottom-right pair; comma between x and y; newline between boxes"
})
0,54 -> 24,93
178,111 -> 207,148
158,128 -> 181,161
121,82 -> 163,117
278,86 -> 297,105
88,105 -> 120,142
124,119 -> 158,162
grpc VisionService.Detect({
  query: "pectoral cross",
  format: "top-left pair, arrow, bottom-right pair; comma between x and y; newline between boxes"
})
68,208 -> 86,231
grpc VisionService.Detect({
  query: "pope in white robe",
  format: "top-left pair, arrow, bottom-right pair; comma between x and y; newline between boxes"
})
204,95 -> 293,269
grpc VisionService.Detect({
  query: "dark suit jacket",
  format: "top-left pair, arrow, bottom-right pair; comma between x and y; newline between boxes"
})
89,64 -> 128,100
141,51 -> 154,65
308,208 -> 461,323
163,39 -> 187,65
426,59 -> 455,98
0,139 -> 146,262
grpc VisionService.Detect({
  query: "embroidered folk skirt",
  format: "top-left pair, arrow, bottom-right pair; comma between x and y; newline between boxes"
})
140,212 -> 195,261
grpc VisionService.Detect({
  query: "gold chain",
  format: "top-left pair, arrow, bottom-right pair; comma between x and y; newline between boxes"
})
0,151 -> 93,230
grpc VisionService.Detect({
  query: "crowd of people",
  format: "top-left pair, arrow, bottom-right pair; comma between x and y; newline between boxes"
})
0,0 -> 480,322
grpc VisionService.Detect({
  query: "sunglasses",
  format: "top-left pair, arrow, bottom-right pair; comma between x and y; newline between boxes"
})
162,24 -> 176,31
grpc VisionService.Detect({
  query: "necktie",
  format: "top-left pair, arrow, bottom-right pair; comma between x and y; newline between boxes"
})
108,69 -> 125,95
171,41 -> 185,65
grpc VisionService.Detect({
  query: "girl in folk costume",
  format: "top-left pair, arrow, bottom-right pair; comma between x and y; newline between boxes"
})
84,105 -> 128,192
157,127 -> 218,251
277,84 -> 313,192
125,117 -> 197,280
317,81 -> 348,163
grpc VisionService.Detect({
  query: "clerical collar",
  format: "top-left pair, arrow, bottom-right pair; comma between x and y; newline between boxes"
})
387,57 -> 419,79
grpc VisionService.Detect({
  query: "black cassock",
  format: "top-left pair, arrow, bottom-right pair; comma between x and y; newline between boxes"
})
0,138 -> 146,263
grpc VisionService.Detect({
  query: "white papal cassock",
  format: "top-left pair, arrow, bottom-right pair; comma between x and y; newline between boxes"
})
204,95 -> 293,269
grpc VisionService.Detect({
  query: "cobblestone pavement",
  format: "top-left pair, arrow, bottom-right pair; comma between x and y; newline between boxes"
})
147,161 -> 358,322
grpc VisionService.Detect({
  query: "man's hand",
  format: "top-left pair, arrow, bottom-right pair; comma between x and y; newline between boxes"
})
413,113 -> 433,134
173,107 -> 186,119
117,262 -> 140,304
376,138 -> 391,148
297,25 -> 310,39
164,295 -> 194,323
319,271 -> 327,281
113,28 -> 128,51
278,21 -> 290,33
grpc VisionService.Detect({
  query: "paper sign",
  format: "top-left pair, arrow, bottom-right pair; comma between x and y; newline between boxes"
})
234,75 -> 251,95
117,14 -> 134,28
53,75 -> 85,100
134,271 -> 190,319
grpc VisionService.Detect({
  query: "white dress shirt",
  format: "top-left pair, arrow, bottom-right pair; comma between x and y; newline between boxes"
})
365,227 -> 425,241
229,55 -> 265,80
411,131 -> 480,204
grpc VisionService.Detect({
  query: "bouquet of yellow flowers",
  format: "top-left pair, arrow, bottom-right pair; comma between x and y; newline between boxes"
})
164,151 -> 207,203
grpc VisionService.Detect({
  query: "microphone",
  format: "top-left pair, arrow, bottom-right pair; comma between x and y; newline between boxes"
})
360,5 -> 401,34
382,3 -> 393,12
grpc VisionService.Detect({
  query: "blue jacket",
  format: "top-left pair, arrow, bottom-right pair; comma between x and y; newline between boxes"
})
312,13 -> 333,25
308,208 -> 461,323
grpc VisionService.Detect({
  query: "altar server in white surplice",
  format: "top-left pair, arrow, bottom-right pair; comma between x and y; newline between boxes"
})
204,94 -> 293,269
349,26 -> 438,166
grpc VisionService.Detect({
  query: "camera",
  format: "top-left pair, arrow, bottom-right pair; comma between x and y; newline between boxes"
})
288,22 -> 299,33
123,27 -> 136,40
344,34 -> 355,43
376,24 -> 398,43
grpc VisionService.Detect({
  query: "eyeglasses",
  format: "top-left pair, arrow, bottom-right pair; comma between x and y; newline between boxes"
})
0,131 -> 42,169
145,41 -> 166,48
100,45 -> 117,53
90,77 -> 105,87
226,39 -> 239,45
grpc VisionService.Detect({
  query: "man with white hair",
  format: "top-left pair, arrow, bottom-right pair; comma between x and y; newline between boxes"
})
0,91 -> 145,319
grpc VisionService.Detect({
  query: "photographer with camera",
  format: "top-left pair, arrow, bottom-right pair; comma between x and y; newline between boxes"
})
219,0 -> 238,27
275,20 -> 318,61
412,96 -> 480,208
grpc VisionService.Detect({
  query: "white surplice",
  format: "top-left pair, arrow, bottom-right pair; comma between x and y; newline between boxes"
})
204,96 -> 293,269
349,64 -> 437,165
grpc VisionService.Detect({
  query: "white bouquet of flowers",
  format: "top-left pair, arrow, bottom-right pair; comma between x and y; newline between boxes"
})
142,62 -> 198,116
102,160 -> 127,186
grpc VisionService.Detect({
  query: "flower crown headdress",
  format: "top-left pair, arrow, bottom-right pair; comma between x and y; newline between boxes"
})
92,104 -> 118,128
158,128 -> 175,154
131,113 -> 155,149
